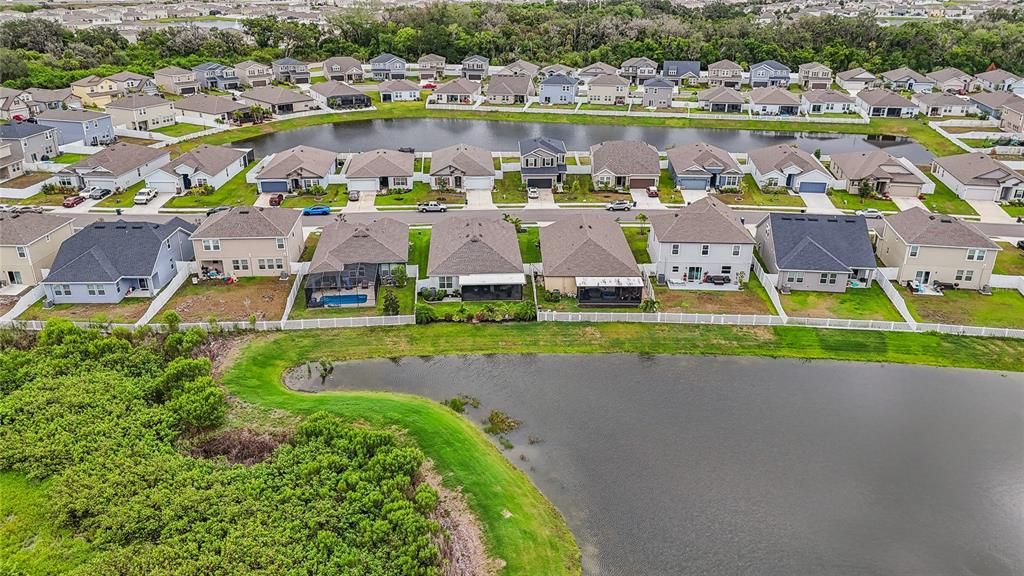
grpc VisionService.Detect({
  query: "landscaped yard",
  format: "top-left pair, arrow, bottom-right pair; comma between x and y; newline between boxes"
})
18,298 -> 151,324
375,182 -> 465,206
410,229 -> 430,278
157,276 -> 294,323
52,152 -> 91,164
1001,204 -> 1024,218
780,283 -> 903,321
288,279 -> 415,319
923,173 -> 978,216
995,242 -> 1024,276
718,175 -> 806,208
828,190 -> 898,212
494,172 -> 528,204
516,227 -> 541,263
621,225 -> 652,264
0,191 -> 68,205
536,288 -> 640,312
902,287 -> 1024,328
153,122 -> 207,137
162,161 -> 259,208
557,174 -> 628,204
280,184 -> 348,208
96,181 -> 146,208
654,275 -> 776,315
424,280 -> 537,319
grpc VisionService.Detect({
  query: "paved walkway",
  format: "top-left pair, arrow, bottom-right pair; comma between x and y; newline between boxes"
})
799,193 -> 842,214
892,197 -> 928,212
465,189 -> 497,210
967,199 -> 1016,223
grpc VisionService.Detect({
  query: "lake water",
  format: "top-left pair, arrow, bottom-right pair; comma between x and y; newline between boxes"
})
237,118 -> 934,163
289,355 -> 1024,576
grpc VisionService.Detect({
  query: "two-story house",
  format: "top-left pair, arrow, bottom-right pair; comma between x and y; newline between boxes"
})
0,212 -> 75,287
35,109 -> 115,146
370,53 -> 407,80
538,74 -> 579,105
190,207 -> 302,277
0,122 -> 60,163
461,55 -> 489,81
417,54 -> 446,80
641,77 -> 674,108
0,143 -> 24,184
619,57 -> 658,85
106,71 -> 158,96
706,60 -> 744,89
749,60 -> 792,88
272,58 -> 310,84
648,197 -> 754,287
193,62 -> 240,90
797,62 -> 833,90
105,94 -> 175,131
0,88 -> 34,120
519,137 -> 566,190
661,61 -> 700,86
70,75 -> 122,108
322,57 -> 364,82
234,60 -> 274,88
587,74 -> 630,105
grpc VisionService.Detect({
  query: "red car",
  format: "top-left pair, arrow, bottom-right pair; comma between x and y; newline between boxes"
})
646,186 -> 659,198
62,195 -> 86,208
269,193 -> 284,206
423,83 -> 437,90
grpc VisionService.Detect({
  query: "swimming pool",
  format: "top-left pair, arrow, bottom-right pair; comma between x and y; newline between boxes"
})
321,294 -> 368,306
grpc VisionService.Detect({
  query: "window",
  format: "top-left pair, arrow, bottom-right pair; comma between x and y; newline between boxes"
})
721,266 -> 732,275
955,269 -> 974,282
438,276 -> 454,290
819,273 -> 838,285
276,237 -> 286,250
701,244 -> 710,256
392,177 -> 408,187
766,177 -> 779,187
909,245 -> 919,258
16,246 -> 27,258
732,245 -> 741,256
58,175 -> 74,187
202,239 -> 220,251
786,272 -> 804,283
966,249 -> 985,261
232,259 -> 249,272
671,244 -> 679,255
53,284 -> 71,296
671,266 -> 679,273
196,178 -> 208,187
257,258 -> 284,270
86,284 -> 106,296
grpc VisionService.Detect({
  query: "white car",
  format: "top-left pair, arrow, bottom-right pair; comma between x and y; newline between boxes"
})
0,204 -> 13,212
855,208 -> 882,218
527,187 -> 540,199
133,187 -> 158,205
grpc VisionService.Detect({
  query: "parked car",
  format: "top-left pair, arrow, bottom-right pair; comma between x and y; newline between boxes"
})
348,189 -> 360,201
268,193 -> 284,206
646,186 -> 659,197
527,187 -> 539,199
79,186 -> 100,198
86,187 -> 112,200
1017,240 -> 1024,250
606,200 -> 632,211
12,205 -> 43,213
302,204 -> 331,216
423,83 -> 437,89
418,201 -> 448,213
0,204 -> 13,212
206,206 -> 230,216
133,188 -> 158,205
856,208 -> 882,218
62,195 -> 86,208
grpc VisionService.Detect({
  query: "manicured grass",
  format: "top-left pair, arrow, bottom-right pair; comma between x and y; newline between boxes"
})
622,225 -> 652,264
1001,204 -> 1024,218
923,173 -> 978,216
903,287 -> 1024,328
656,170 -> 683,203
289,279 -> 415,319
152,122 -> 207,137
96,181 -> 146,208
162,161 -> 259,208
300,230 -> 320,262
414,157 -> 431,172
654,275 -> 776,315
280,184 -> 348,208
828,190 -> 898,212
17,298 -> 151,324
494,172 -> 528,204
781,283 -> 903,321
374,182 -> 465,206
558,174 -> 626,204
537,291 -> 639,312
426,280 -> 536,318
517,227 -> 541,263
0,192 -> 68,206
53,152 -> 91,164
718,175 -> 806,207
994,242 -> 1024,275
410,229 -> 430,279
580,103 -> 628,111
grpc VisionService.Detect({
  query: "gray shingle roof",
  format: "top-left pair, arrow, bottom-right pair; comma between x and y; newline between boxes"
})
0,212 -> 73,246
976,69 -> 1019,83
36,109 -> 110,122
519,136 -> 566,156
309,217 -> 409,273
650,197 -> 752,244
828,150 -> 923,185
496,59 -> 539,77
434,78 -> 481,95
370,53 -> 405,65
486,75 -> 534,96
241,86 -> 313,106
752,59 -> 791,73
344,149 -> 413,179
105,94 -> 170,110
587,74 -> 629,87
643,77 -> 674,89
427,217 -> 523,276
698,86 -> 744,104
540,214 -> 641,278
857,89 -> 916,108
175,94 -> 248,115
590,140 -> 660,176
191,206 -> 299,240
913,92 -> 967,107
310,81 -> 365,98
749,87 -> 799,106
801,89 -> 854,104
665,143 -> 741,176
378,79 -> 420,92
540,74 -> 577,87
662,61 -> 700,78
430,144 -> 494,177
161,144 -> 248,179
760,213 -> 875,273
883,207 -> 997,250
61,142 -> 167,178
708,59 -> 742,71
323,57 -> 362,73
882,67 -> 930,83
0,122 -> 53,139
837,67 -> 875,82
926,67 -> 972,84
932,152 -> 1023,186
748,144 -> 824,174
258,145 -> 337,180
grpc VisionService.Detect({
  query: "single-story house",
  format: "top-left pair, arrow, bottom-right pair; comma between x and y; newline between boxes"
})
876,207 -> 999,290
755,213 -> 877,293
433,77 -> 481,104
586,74 -> 630,105
272,57 -> 310,84
976,69 -> 1024,95
378,79 -> 421,102
748,87 -> 800,116
665,142 -> 742,191
495,59 -> 539,79
0,122 -> 60,163
485,75 -> 535,105
309,81 -> 371,109
707,60 -> 743,89
800,89 -> 855,115
749,60 -> 791,88
999,99 -> 1024,133
619,57 -> 658,84
648,197 -> 754,287
343,148 -> 414,192
519,136 -> 567,189
323,56 -> 364,82
540,214 -> 645,306
239,86 -> 317,115
881,67 -> 934,93
926,67 -> 977,94
969,91 -> 1020,119
662,60 -> 700,86
153,66 -> 200,96
370,53 -> 407,80
429,144 -> 495,191
641,77 -> 674,108
43,218 -> 196,303
234,60 -> 274,88
305,217 -> 409,309
175,94 -> 250,124
856,89 -> 920,118
538,74 -> 579,105
577,62 -> 618,83
798,62 -> 833,90
104,94 -> 175,131
835,67 -> 878,92
255,145 -> 338,194
911,92 -> 970,117
35,109 -> 115,146
748,144 -> 831,193
426,217 -> 525,301
146,144 -> 251,194
589,140 -> 660,191
461,55 -> 489,81
190,206 -> 302,277
697,86 -> 745,113
828,150 -> 925,197
56,142 -> 169,191
0,212 -> 75,286
417,54 -> 446,80
931,152 -> 1024,202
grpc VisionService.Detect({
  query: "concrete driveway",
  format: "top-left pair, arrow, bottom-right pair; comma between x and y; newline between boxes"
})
343,190 -> 377,212
892,197 -> 927,212
799,193 -> 842,214
526,188 -> 557,209
967,199 -> 1016,223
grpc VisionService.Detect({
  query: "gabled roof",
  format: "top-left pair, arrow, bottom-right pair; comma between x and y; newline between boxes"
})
235,60 -> 269,71
105,94 -> 169,110
462,54 -> 489,64
540,74 -> 577,87
25,87 -> 76,103
418,53 -> 445,64
828,150 -> 923,185
344,149 -> 413,178
837,67 -> 876,82
698,86 -> 744,104
857,89 -> 916,108
913,92 -> 968,107
933,152 -> 1023,186
749,86 -> 799,106
434,77 -> 481,95
370,52 -> 405,65
241,86 -> 313,105
541,64 -> 576,77
486,75 -> 534,96
496,59 -> 539,77
61,142 -> 166,178
192,206 -> 299,240
309,217 -> 409,272
378,79 -> 420,92
650,197 -> 752,244
71,75 -> 109,87
540,214 -> 641,278
0,212 -> 73,246
975,69 -> 1019,83
926,67 -> 972,83
748,144 -> 825,175
36,109 -> 109,122
662,61 -> 700,78
665,143 -> 741,176
801,89 -> 854,104
1003,99 -> 1024,115
310,80 -> 365,99
760,213 -> 876,273
588,73 -> 629,87
272,57 -> 305,66
643,77 -> 674,89
106,71 -> 152,83
798,62 -> 831,73
0,122 -> 53,139
193,62 -> 233,72
45,218 -> 195,283
621,57 -> 657,68
882,67 -> 930,83
708,59 -> 742,71
578,62 -> 617,76
751,59 -> 791,73
160,144 -> 248,179
258,145 -> 337,180
153,66 -> 191,76
430,144 -> 494,177
427,217 -> 523,276
968,91 -> 1020,109
589,140 -> 660,176
175,94 -> 248,115
883,207 -> 998,250
520,136 -> 566,156
322,56 -> 362,72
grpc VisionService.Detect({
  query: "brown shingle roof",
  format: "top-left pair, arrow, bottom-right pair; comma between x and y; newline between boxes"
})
344,149 -> 413,178
857,89 -> 916,108
434,78 -> 481,95
748,144 -> 825,174
749,86 -> 800,106
258,145 -> 337,179
698,86 -> 744,104
309,217 -> 409,272
932,152 -> 1023,186
540,215 -> 640,278
665,143 -> 741,175
650,197 -> 753,244
828,150 -> 923,185
241,86 -> 313,106
310,81 -> 364,99
427,217 -> 523,276
0,212 -> 73,246
105,94 -> 170,110
589,140 -> 660,176
884,207 -> 998,249
161,144 -> 248,179
61,142 -> 167,178
175,94 -> 248,115
430,144 -> 494,177
191,206 -> 300,240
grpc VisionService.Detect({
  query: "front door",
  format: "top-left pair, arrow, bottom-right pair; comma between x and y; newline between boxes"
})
915,270 -> 930,285
138,277 -> 149,292
7,271 -> 22,285
454,176 -> 463,188
688,266 -> 702,282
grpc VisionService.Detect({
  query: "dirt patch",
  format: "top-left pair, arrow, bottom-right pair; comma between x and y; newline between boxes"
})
0,296 -> 20,318
188,427 -> 291,465
656,287 -> 772,315
421,460 -> 503,576
19,299 -> 152,323
160,277 -> 294,322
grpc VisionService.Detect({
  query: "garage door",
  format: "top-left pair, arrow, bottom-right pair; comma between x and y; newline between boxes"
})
630,178 -> 656,189
347,178 -> 378,192
259,181 -> 288,193
887,183 -> 920,197
464,176 -> 493,190
526,178 -> 553,189
798,181 -> 827,193
678,177 -> 709,190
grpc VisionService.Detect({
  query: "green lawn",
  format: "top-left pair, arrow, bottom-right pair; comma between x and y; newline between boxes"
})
425,280 -> 537,319
410,229 -> 431,278
654,275 -> 777,315
828,190 -> 898,212
517,227 -> 541,263
994,243 -> 1024,276
414,157 -> 432,173
280,184 -> 348,208
0,192 -> 68,206
162,161 -> 259,208
718,175 -> 806,207
494,172 -> 528,204
537,291 -> 640,312
903,287 -> 1024,329
923,173 -> 978,216
152,122 -> 207,137
289,280 -> 416,319
558,174 -> 627,204
622,225 -> 652,264
657,170 -> 683,203
96,181 -> 146,208
375,182 -> 465,206
1001,204 -> 1024,218
53,152 -> 91,164
781,283 -> 903,321
300,230 -> 320,262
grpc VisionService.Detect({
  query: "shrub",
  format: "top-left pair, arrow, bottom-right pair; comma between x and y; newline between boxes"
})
390,265 -> 408,288
543,289 -> 562,303
414,304 -> 437,324
639,298 -> 659,313
483,409 -> 521,435
162,310 -> 181,333
381,286 -> 401,315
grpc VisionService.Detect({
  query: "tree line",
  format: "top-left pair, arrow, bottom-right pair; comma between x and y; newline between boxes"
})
1,0 -> 1022,90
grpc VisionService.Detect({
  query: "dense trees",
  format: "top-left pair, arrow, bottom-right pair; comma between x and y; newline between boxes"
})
0,321 -> 442,575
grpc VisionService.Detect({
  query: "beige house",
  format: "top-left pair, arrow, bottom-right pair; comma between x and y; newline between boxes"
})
587,74 -> 630,105
876,207 -> 999,290
539,214 -> 644,306
798,62 -> 833,90
999,99 -> 1024,133
0,212 -> 75,286
234,61 -> 274,88
105,94 -> 175,131
828,150 -> 925,197
153,66 -> 201,96
70,75 -> 122,108
589,140 -> 660,191
707,60 -> 743,88
189,207 -> 303,277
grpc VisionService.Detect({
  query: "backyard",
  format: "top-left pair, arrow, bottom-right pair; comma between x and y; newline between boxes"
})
288,278 -> 416,319
162,161 -> 259,208
780,284 -> 903,321
375,182 -> 465,207
53,152 -> 92,164
157,276 -> 295,323
17,298 -> 151,324
517,227 -> 541,263
995,242 -> 1024,276
654,275 -> 776,315
718,175 -> 806,208
901,287 -> 1024,328
410,228 -> 431,278
300,230 -> 320,261
493,172 -> 528,204
621,224 -> 652,264
1,172 -> 53,189
152,122 -> 207,138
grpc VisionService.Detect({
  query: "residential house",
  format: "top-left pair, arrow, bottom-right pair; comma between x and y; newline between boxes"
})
57,142 -> 169,191
0,88 -> 33,120
25,87 -> 81,111
975,69 -> 1024,94
999,99 -> 1024,133
343,148 -> 414,192
697,86 -> 745,113
104,94 -> 175,131
485,75 -> 535,105
931,152 -> 1024,201
798,62 -> 833,90
662,61 -> 700,86
912,92 -> 970,117
538,74 -> 578,105
256,145 -> 338,193
750,60 -> 792,88
190,207 -> 302,277
70,75 -> 122,108
589,140 -> 660,191
0,212 -> 74,287
310,81 -> 371,109
175,94 -> 250,124
234,60 -> 274,88
748,144 -> 831,193
495,59 -> 539,78
641,77 -> 674,108
42,218 -> 196,303
707,60 -> 744,89
146,144 -> 250,193
192,62 -> 239,90
648,197 -> 754,286
461,55 -> 489,81
835,67 -> 878,91
828,150 -> 925,197
881,67 -> 934,93
540,64 -> 576,80
876,207 -> 999,290
540,214 -> 645,305
748,87 -> 800,115
272,58 -> 310,84
35,109 -> 115,146
106,71 -> 158,96
578,62 -> 618,83
756,213 -> 877,293
323,57 -> 364,82
377,79 -> 421,102
305,217 -> 409,309
429,144 -> 495,191
0,122 -> 60,163
619,57 -> 658,84
370,53 -> 407,80
856,89 -> 920,118
587,74 -> 630,105
665,143 -> 742,191
432,78 -> 481,104
970,91 -> 1020,119
519,137 -> 567,189
426,217 -> 525,301
417,54 -> 446,80
926,67 -> 976,94
239,86 -> 317,115
800,89 -> 856,114
0,143 -> 24,184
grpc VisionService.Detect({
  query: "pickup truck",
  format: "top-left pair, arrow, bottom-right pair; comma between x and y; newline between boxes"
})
133,188 -> 158,205
418,201 -> 448,213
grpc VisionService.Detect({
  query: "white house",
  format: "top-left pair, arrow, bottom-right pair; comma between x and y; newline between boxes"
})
647,197 -> 754,287
930,152 -> 1024,202
748,144 -> 832,193
57,142 -> 169,192
377,79 -> 421,102
343,149 -> 414,192
146,144 -> 251,194
428,144 -> 495,191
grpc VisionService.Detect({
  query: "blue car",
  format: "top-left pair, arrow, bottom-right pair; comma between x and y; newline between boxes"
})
302,204 -> 331,216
